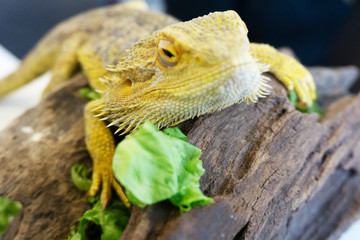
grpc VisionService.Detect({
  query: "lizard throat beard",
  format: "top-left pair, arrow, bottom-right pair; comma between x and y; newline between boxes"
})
101,61 -> 271,134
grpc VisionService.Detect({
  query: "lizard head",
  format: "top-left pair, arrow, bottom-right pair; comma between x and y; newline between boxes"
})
101,10 -> 270,134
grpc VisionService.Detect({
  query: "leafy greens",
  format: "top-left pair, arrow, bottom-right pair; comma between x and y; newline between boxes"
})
113,120 -> 213,213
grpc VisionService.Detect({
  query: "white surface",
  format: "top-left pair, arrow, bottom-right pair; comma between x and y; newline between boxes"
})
0,44 -> 50,130
0,45 -> 360,239
340,221 -> 360,240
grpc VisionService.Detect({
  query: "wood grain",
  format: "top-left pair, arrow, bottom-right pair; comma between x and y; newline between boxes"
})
1,73 -> 359,240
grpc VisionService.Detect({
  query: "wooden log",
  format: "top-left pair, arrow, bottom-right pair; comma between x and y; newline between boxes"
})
0,75 -> 90,240
1,73 -> 359,240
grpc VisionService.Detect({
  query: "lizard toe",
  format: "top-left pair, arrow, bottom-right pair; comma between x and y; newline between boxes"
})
112,178 -> 131,208
87,170 -> 101,198
100,169 -> 112,208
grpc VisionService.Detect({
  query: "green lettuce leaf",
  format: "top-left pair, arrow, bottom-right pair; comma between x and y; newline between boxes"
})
0,196 -> 22,236
163,127 -> 188,141
79,88 -> 101,100
288,89 -> 298,106
288,90 -> 323,117
112,121 -> 213,213
66,197 -> 129,240
68,165 -> 129,240
71,164 -> 92,192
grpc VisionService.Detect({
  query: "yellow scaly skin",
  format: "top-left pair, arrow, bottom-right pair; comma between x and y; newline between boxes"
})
0,1 -> 316,208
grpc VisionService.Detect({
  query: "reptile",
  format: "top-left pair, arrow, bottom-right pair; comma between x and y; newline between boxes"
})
0,1 -> 316,208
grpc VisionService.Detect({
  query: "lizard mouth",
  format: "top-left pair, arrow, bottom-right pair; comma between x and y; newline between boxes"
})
158,60 -> 271,113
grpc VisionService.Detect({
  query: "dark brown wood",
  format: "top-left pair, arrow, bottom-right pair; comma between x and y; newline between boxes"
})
0,75 -> 90,240
1,73 -> 360,240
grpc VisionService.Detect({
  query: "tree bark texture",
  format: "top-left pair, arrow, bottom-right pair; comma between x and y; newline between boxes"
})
0,72 -> 359,240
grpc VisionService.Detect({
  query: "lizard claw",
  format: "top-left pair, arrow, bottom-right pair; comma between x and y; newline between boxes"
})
111,177 -> 131,208
274,53 -> 317,109
288,63 -> 316,109
87,165 -> 131,209
250,43 -> 317,109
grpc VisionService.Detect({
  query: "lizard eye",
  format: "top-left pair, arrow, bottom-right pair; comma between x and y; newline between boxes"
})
158,39 -> 179,67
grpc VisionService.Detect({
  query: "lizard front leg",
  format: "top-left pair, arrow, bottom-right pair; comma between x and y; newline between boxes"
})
84,100 -> 130,208
250,43 -> 316,109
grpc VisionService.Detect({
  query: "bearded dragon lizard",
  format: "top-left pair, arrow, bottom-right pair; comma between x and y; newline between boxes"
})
0,1 -> 316,208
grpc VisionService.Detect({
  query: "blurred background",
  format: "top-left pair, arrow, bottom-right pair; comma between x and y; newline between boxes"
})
0,0 -> 359,239
0,0 -> 359,65
0,0 -> 359,87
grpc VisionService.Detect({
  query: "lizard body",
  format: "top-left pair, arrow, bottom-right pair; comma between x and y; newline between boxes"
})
0,1 -> 316,208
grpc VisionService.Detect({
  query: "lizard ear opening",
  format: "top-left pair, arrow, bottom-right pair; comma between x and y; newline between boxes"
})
157,39 -> 180,67
123,79 -> 132,87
